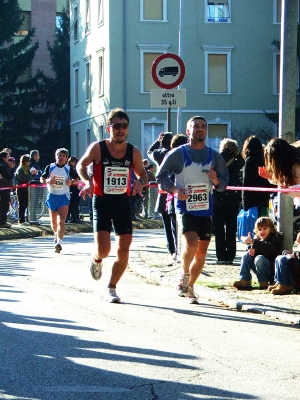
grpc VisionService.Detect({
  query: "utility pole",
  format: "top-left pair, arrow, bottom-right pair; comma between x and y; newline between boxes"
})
177,0 -> 183,134
277,0 -> 298,250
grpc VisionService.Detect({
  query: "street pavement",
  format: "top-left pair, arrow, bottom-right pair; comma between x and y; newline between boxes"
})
1,217 -> 299,325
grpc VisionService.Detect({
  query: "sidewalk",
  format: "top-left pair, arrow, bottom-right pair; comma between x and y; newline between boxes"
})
1,220 -> 299,325
130,230 -> 300,325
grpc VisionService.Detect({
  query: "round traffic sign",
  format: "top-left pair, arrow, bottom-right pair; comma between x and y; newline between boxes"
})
152,53 -> 185,89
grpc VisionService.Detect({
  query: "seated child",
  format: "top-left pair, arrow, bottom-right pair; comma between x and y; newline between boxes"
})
233,217 -> 283,290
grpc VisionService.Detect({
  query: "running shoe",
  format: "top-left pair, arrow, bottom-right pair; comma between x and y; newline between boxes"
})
176,272 -> 190,297
104,287 -> 121,303
90,259 -> 103,280
186,286 -> 199,304
55,243 -> 62,253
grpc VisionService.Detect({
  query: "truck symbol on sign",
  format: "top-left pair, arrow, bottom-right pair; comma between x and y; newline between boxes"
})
159,66 -> 179,77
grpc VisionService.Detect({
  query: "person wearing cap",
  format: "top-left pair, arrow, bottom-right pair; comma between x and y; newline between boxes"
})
15,154 -> 37,225
40,148 -> 79,253
0,151 -> 14,228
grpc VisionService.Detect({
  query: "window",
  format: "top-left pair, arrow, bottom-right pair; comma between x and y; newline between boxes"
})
70,6 -> 78,42
205,1 -> 231,23
56,13 -> 63,30
86,127 -> 91,147
16,12 -> 31,35
207,122 -> 230,151
141,119 -> 166,157
98,0 -> 103,25
140,0 -> 167,21
85,0 -> 90,34
202,45 -> 233,94
272,47 -> 300,95
75,131 -> 79,156
98,124 -> 104,141
84,58 -> 91,101
138,44 -> 170,92
272,47 -> 280,95
274,0 -> 300,23
97,48 -> 104,96
274,0 -> 281,23
72,62 -> 79,106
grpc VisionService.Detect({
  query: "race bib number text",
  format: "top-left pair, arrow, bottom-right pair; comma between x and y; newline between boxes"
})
185,183 -> 209,211
104,166 -> 128,194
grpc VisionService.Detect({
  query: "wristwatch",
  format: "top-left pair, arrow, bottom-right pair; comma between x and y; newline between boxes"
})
139,178 -> 145,185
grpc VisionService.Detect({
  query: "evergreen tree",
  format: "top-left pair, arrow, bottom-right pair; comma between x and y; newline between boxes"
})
0,0 -> 44,152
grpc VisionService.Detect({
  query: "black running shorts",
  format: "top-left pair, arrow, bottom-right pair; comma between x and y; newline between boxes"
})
180,213 -> 212,240
93,194 -> 132,235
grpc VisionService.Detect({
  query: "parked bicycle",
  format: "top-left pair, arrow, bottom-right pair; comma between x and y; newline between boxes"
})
7,192 -> 18,222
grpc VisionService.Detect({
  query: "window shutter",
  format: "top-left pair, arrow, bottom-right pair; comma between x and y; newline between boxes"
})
208,54 -> 227,93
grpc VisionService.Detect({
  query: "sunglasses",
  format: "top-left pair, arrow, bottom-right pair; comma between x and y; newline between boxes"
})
109,123 -> 129,129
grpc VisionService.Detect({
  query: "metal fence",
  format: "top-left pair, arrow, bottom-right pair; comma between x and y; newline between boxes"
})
148,186 -> 158,218
28,184 -> 49,223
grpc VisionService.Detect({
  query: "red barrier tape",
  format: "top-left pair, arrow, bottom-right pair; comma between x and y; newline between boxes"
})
1,182 -> 300,193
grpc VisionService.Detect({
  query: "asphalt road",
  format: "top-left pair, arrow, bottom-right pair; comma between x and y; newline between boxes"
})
0,233 -> 300,400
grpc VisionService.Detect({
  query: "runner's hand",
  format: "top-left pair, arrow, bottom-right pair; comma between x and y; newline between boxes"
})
79,181 -> 93,200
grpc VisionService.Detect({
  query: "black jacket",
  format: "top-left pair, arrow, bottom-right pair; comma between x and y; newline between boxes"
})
214,155 -> 244,208
0,162 -> 14,188
241,155 -> 273,211
250,232 -> 283,276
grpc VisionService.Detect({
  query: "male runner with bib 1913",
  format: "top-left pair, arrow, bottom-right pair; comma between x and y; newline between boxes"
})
76,108 -> 147,303
156,116 -> 229,304
41,148 -> 79,253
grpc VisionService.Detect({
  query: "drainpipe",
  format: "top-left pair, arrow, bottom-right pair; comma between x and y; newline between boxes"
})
177,0 -> 183,134
277,0 -> 298,250
123,0 -> 127,110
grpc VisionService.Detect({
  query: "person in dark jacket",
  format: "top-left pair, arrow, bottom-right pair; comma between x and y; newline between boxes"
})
15,154 -> 37,225
29,150 -> 43,181
241,135 -> 273,217
66,156 -> 81,223
213,138 -> 244,264
233,217 -> 283,289
0,151 -> 15,228
147,132 -> 178,259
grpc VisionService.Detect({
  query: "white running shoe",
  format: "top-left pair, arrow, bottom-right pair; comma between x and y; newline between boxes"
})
105,287 -> 121,303
90,259 -> 103,280
176,272 -> 190,297
186,286 -> 199,304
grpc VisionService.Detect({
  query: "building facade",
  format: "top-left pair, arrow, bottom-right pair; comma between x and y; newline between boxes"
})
18,0 -> 67,78
69,0 -> 299,158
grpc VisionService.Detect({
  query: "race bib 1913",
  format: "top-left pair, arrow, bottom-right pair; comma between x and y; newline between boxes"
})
104,166 -> 128,194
